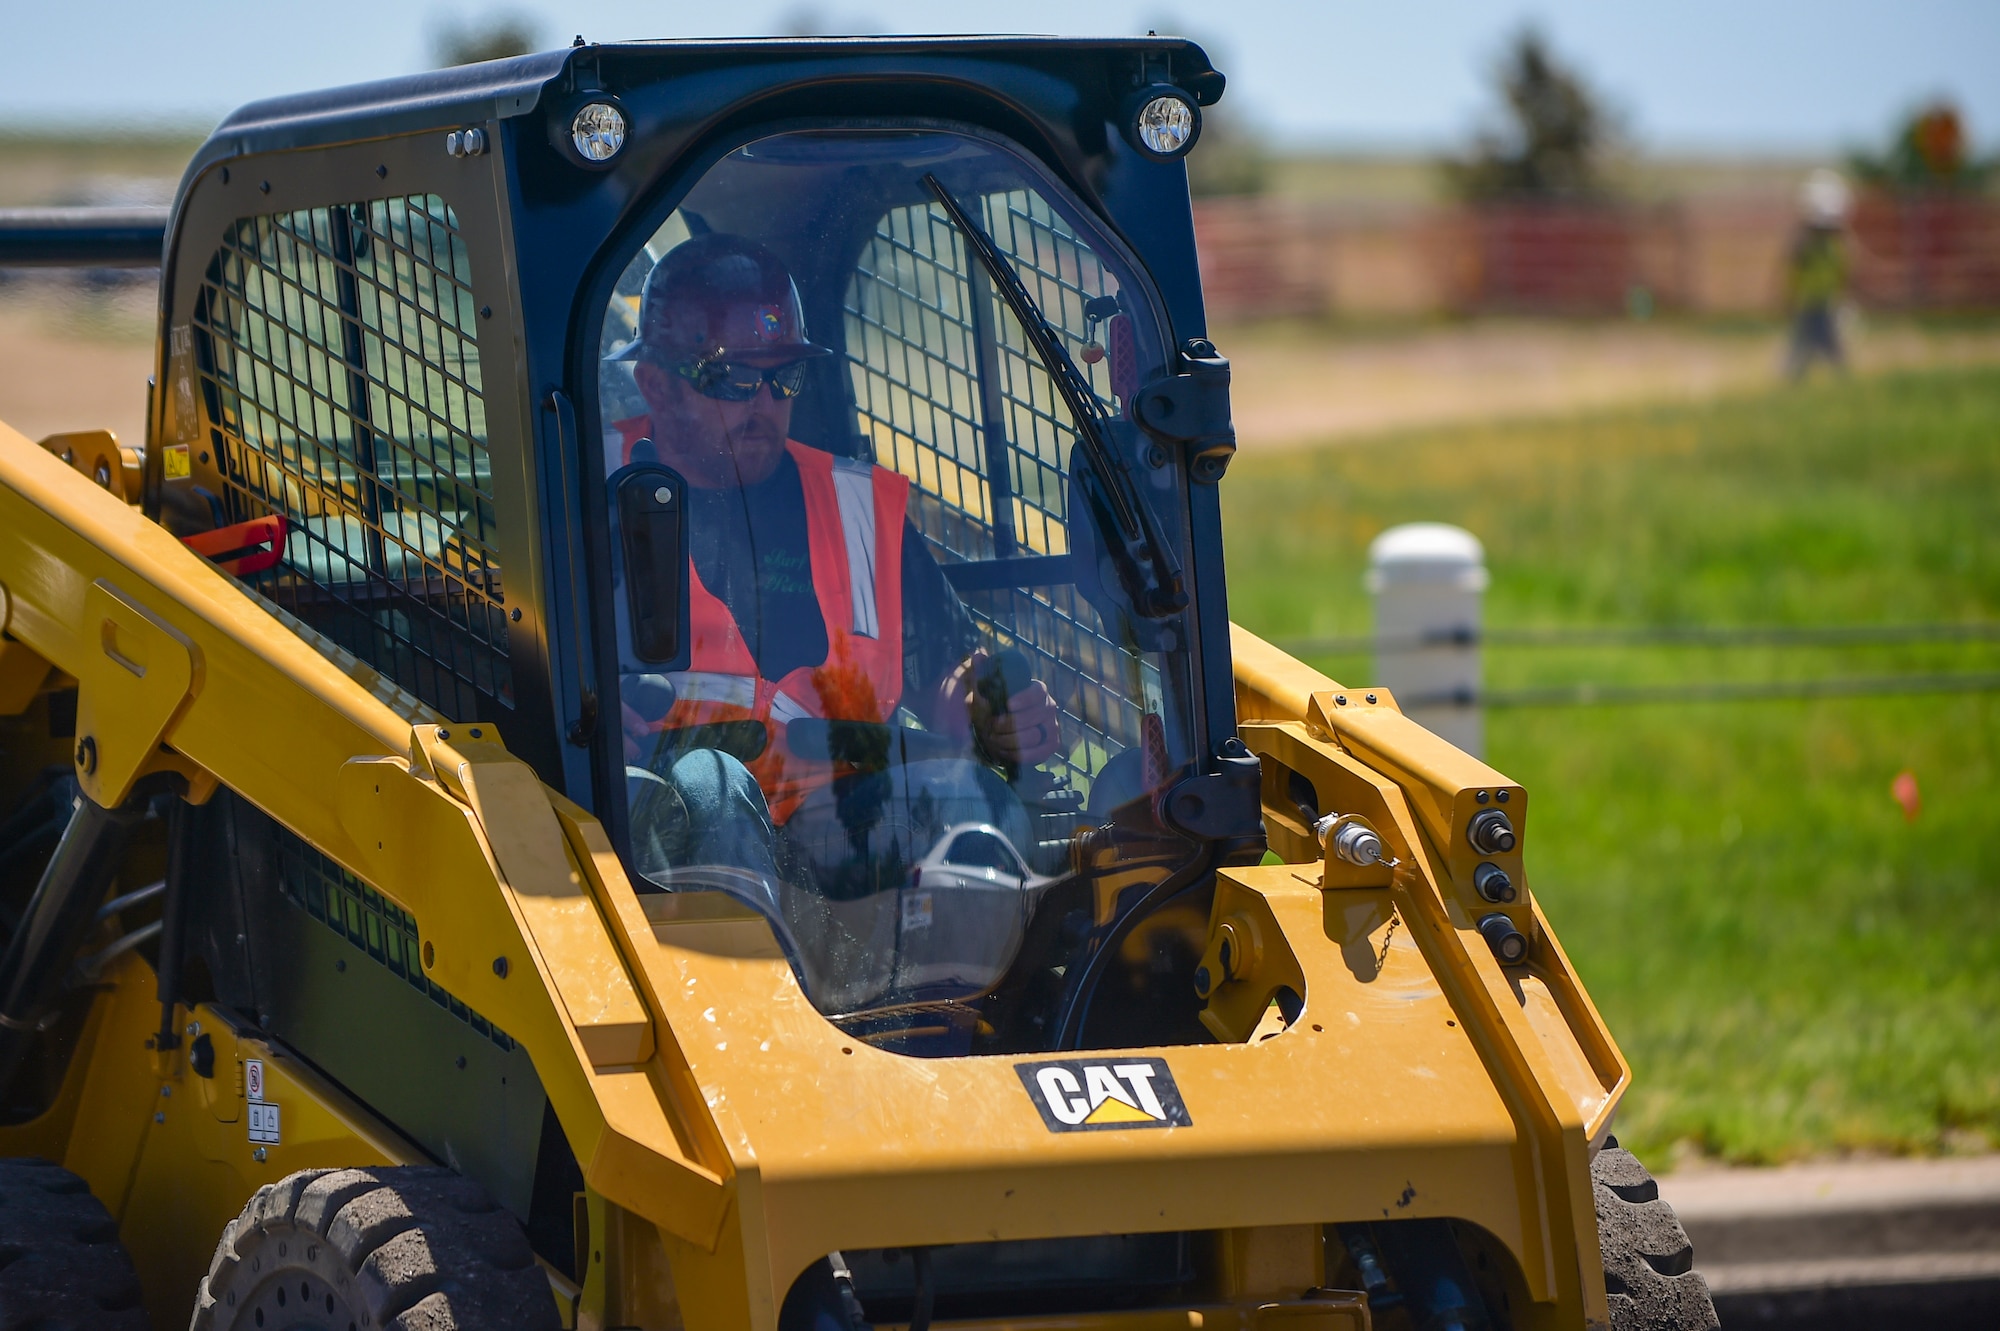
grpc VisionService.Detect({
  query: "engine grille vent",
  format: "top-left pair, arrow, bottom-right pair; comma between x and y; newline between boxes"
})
275,827 -> 516,1053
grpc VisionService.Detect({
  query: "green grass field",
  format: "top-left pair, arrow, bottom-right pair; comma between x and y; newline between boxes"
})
1222,365 -> 2000,1167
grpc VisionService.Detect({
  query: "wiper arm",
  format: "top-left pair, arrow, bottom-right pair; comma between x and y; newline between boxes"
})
921,174 -> 1188,618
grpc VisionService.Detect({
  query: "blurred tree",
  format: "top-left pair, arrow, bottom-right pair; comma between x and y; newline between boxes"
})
431,12 -> 543,68
1185,103 -> 1271,199
1848,102 -> 1992,194
1447,28 -> 1613,200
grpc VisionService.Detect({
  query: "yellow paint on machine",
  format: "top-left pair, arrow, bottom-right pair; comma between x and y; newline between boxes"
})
0,418 -> 1630,1330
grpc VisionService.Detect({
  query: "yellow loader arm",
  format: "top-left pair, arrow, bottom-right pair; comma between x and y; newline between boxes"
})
0,421 -> 727,1303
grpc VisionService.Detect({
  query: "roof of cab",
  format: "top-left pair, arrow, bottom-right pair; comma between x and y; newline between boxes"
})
189,35 -> 1222,179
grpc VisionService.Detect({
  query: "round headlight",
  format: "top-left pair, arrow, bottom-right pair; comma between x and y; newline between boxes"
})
571,102 -> 627,163
1134,91 -> 1199,159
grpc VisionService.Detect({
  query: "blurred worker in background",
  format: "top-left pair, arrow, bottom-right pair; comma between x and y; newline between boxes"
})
1784,169 -> 1853,380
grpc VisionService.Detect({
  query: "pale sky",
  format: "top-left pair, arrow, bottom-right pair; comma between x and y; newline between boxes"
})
3,1 -> 1995,154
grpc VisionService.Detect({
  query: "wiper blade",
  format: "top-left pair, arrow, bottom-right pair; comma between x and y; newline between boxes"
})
921,174 -> 1188,618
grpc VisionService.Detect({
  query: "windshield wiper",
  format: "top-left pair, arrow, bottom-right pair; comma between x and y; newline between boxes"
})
921,174 -> 1188,619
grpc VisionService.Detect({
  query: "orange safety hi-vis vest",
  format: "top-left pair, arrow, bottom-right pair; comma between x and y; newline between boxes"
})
615,419 -> 908,823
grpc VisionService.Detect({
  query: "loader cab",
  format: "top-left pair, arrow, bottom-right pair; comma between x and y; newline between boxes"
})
154,37 -> 1262,1057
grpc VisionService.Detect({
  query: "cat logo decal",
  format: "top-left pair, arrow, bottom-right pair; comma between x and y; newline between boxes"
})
1015,1057 -> 1191,1131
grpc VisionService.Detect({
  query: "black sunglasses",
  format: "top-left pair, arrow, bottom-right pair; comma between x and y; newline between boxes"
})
674,357 -> 811,402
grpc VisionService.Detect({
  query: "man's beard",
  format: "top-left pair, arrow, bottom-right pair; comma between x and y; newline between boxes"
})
718,408 -> 788,484
732,417 -> 784,449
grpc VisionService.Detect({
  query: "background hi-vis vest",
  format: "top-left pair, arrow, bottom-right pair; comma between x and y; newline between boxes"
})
617,426 -> 908,822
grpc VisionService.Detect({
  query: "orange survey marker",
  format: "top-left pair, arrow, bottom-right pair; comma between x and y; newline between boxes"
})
180,514 -> 287,576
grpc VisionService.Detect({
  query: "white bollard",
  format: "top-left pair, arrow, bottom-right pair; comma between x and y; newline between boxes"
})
1367,523 -> 1487,758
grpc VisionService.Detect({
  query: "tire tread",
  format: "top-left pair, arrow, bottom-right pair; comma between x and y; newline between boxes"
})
0,1156 -> 149,1331
190,1164 -> 557,1331
1593,1140 -> 1720,1331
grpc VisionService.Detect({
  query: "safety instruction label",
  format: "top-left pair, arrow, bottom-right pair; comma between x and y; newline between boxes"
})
248,1101 -> 282,1144
245,1058 -> 280,1145
167,325 -> 199,443
162,444 -> 191,479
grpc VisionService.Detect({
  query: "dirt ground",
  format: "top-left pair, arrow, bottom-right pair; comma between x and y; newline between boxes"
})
0,292 -> 157,447
5,288 -> 2000,454
1220,316 -> 2000,450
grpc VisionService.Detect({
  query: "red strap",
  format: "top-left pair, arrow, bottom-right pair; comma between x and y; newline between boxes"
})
183,515 -> 288,576
613,414 -> 652,467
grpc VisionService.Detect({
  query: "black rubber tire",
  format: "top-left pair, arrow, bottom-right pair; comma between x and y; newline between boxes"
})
189,1165 -> 559,1331
1593,1139 -> 1720,1331
0,1155 -> 148,1330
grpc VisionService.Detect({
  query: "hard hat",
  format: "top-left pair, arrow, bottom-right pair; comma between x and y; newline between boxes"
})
1799,169 -> 1851,228
615,233 -> 829,364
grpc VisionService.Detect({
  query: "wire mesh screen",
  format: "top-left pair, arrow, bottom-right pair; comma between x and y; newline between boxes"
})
843,193 -> 1164,798
192,194 -> 509,722
275,827 -> 516,1052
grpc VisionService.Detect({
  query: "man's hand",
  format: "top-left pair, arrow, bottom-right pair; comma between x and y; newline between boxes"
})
934,650 -> 1063,765
621,701 -> 650,764
621,673 -> 679,765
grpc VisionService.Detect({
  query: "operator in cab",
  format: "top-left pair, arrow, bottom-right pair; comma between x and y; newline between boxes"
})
609,234 -> 1061,896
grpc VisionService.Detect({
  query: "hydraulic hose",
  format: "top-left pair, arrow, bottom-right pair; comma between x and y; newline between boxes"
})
1052,844 -> 1217,1049
0,773 -> 69,854
1349,1220 -> 1490,1331
154,801 -> 195,1051
0,794 -> 148,1094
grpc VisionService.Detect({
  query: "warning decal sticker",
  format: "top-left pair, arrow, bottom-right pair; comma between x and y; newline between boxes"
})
245,1058 -> 280,1145
1014,1057 -> 1191,1131
249,1100 -> 282,1145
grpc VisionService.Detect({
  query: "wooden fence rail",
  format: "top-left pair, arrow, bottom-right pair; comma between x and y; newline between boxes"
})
1193,193 -> 2000,322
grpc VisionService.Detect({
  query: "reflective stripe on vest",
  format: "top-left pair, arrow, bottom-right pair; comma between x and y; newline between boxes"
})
769,690 -> 813,727
667,671 -> 758,710
830,457 -> 880,638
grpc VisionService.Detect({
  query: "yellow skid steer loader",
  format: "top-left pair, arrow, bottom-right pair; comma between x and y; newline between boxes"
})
0,34 -> 1714,1331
